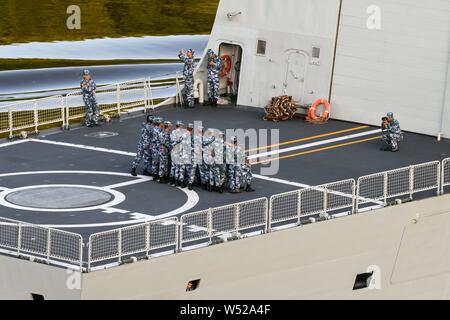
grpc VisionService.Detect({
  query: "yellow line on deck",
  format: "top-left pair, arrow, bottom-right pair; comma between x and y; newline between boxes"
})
246,125 -> 370,153
254,136 -> 380,165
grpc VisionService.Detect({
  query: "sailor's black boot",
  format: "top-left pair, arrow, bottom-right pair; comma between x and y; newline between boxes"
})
131,167 -> 137,177
188,183 -> 193,191
218,185 -> 224,194
153,174 -> 160,182
246,184 -> 255,192
143,169 -> 151,176
176,181 -> 182,187
169,177 -> 175,186
159,176 -> 168,184
208,184 -> 213,192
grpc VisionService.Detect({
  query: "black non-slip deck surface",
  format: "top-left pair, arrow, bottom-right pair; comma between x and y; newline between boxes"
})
1,104 -> 449,240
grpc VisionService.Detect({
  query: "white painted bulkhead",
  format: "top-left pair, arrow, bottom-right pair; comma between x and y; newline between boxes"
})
195,0 -> 341,107
197,0 -> 450,137
331,0 -> 450,137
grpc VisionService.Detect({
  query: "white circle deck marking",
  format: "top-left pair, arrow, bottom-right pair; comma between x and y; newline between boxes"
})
0,185 -> 126,212
0,171 -> 199,228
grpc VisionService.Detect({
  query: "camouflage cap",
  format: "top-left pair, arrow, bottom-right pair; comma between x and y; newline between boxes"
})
83,70 -> 90,76
387,112 -> 394,117
164,121 -> 172,127
187,123 -> 195,129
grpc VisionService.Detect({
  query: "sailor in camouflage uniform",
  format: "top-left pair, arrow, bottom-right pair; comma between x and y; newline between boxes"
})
226,136 -> 245,193
157,121 -> 173,184
206,49 -> 222,106
131,115 -> 153,177
188,126 -> 204,190
80,70 -> 100,127
170,121 -> 185,186
205,131 -> 226,193
151,118 -> 164,181
240,157 -> 255,192
381,112 -> 403,152
177,123 -> 195,188
178,49 -> 196,108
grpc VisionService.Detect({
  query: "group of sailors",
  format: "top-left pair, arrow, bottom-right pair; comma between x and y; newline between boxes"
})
131,115 -> 255,193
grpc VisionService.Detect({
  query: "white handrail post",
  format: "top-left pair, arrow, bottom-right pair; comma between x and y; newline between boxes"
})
178,217 -> 184,252
208,208 -> 213,244
79,237 -> 83,271
351,180 -> 356,214
8,106 -> 13,139
409,166 -> 414,200
17,223 -> 22,256
441,160 -> 445,195
268,197 -> 273,233
117,229 -> 122,264
234,204 -> 240,236
356,178 -> 361,213
144,81 -> 149,113
148,78 -> 154,110
323,186 -> 329,219
62,97 -> 67,130
87,236 -> 92,272
33,100 -> 39,135
297,190 -> 302,226
46,229 -> 52,263
383,172 -> 388,205
174,218 -> 180,254
145,222 -> 150,257
437,162 -> 441,196
264,198 -> 269,234
65,95 -> 70,130
116,84 -> 121,117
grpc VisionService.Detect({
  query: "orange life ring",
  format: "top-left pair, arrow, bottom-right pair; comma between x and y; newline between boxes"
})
308,99 -> 331,120
220,54 -> 232,78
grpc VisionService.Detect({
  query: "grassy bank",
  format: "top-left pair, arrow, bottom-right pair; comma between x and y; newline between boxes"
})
0,0 -> 219,45
0,58 -> 184,71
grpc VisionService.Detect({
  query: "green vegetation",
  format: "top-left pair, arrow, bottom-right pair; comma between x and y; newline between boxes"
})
0,0 -> 219,45
0,58 -> 182,71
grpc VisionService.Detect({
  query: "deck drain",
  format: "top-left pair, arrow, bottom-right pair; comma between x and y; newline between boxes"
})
84,132 -> 118,139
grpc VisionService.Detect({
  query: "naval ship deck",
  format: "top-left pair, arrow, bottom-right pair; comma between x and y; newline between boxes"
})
0,104 -> 449,269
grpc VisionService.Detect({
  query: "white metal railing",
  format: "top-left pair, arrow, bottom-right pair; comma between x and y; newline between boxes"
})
1,159 -> 449,272
0,217 -> 83,269
442,158 -> 450,194
179,198 -> 268,251
87,217 -> 179,271
0,75 -> 182,138
268,179 -> 355,230
356,161 -> 441,211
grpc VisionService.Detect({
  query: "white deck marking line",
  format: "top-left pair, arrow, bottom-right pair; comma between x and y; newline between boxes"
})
104,178 -> 152,189
248,129 -> 380,160
29,138 -> 136,157
130,212 -> 155,220
253,174 -> 310,188
254,174 -> 384,206
0,139 -> 30,148
28,138 -> 383,206
0,187 -> 9,192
